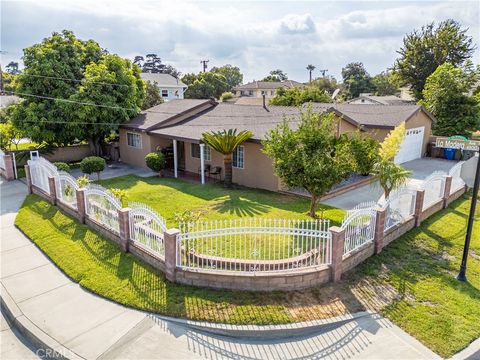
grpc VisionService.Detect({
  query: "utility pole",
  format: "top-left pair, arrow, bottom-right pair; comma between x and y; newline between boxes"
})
200,60 -> 209,72
318,69 -> 328,78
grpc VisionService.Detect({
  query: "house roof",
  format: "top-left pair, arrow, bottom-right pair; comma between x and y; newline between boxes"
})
233,80 -> 302,91
234,97 -> 265,106
140,73 -> 187,88
348,95 -> 413,105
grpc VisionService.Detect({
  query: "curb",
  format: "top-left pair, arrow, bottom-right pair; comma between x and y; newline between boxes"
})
0,283 -> 84,360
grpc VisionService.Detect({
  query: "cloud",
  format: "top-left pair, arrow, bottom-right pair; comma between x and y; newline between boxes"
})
279,14 -> 316,34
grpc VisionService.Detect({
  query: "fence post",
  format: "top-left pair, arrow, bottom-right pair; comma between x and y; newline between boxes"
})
414,189 -> 425,227
329,226 -> 345,282
3,154 -> 15,181
118,208 -> 130,253
48,176 -> 57,205
374,207 -> 386,254
25,165 -> 33,194
443,175 -> 452,209
76,189 -> 86,224
164,228 -> 180,283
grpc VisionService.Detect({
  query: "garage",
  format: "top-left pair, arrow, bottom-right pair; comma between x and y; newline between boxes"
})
394,126 -> 425,164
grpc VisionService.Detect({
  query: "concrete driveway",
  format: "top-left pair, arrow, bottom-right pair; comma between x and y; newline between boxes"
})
323,158 -> 459,210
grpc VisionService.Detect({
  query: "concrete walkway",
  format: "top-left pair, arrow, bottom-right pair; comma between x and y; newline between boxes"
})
70,162 -> 156,180
1,179 -> 442,359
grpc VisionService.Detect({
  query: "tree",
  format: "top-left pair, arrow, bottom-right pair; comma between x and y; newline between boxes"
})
202,129 -> 253,189
9,30 -> 103,146
211,64 -> 243,91
133,54 -> 180,77
5,62 -> 19,75
341,62 -> 374,99
269,86 -> 331,106
306,64 -> 315,83
371,123 -> 412,198
68,54 -> 145,155
80,156 -> 106,180
182,72 -> 229,99
372,72 -> 399,96
394,19 -> 475,100
0,121 -> 23,150
263,106 -> 355,217
142,80 -> 164,110
262,69 -> 288,82
420,62 -> 479,137
310,76 -> 340,95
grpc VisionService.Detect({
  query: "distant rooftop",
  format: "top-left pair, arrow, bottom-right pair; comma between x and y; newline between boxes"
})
140,73 -> 187,88
348,94 -> 413,105
233,80 -> 303,91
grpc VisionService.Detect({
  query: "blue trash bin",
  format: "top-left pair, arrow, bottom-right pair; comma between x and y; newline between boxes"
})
444,148 -> 456,160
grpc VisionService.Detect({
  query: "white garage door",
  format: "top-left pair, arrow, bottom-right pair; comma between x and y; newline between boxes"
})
394,126 -> 425,164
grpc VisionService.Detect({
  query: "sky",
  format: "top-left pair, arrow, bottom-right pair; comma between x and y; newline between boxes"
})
1,0 -> 479,83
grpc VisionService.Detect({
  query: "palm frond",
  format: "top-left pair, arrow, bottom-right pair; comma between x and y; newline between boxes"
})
202,129 -> 253,154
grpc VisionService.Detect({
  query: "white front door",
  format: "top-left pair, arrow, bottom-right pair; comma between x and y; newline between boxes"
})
394,126 -> 425,164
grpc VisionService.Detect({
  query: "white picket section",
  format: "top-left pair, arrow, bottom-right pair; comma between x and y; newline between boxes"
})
0,150 -> 5,170
341,205 -> 376,255
176,218 -> 331,273
449,162 -> 465,194
27,157 -> 59,194
55,171 -> 79,209
421,171 -> 446,210
380,188 -> 417,231
84,184 -> 121,233
129,202 -> 167,258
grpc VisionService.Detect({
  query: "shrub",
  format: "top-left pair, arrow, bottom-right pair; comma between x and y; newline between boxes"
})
110,188 -> 128,206
351,137 -> 379,175
54,162 -> 70,172
145,152 -> 166,174
76,175 -> 90,188
220,92 -> 234,102
80,156 -> 106,180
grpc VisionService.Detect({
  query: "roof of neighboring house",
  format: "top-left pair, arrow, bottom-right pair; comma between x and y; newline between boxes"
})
0,95 -> 22,107
140,73 -> 187,88
233,80 -> 302,91
234,97 -> 265,106
347,95 -> 413,105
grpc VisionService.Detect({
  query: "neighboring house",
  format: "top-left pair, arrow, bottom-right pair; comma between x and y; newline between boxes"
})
233,80 -> 302,98
0,95 -> 21,107
140,73 -> 187,101
119,100 -> 434,192
347,94 -> 413,105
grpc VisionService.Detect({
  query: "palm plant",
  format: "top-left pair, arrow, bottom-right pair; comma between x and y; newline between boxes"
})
202,129 -> 253,188
306,64 -> 316,83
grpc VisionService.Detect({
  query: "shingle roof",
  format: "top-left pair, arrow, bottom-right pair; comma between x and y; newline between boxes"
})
348,95 -> 413,105
140,73 -> 187,87
234,97 -> 265,106
233,80 -> 302,91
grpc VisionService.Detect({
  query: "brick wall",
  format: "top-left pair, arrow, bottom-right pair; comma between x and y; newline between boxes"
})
383,217 -> 415,247
342,242 -> 375,273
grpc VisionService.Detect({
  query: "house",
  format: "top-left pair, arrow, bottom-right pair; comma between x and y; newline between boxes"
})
119,100 -> 434,192
347,94 -> 413,105
140,73 -> 187,101
232,80 -> 302,98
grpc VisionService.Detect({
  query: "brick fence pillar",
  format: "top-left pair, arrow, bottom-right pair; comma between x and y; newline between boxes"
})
414,189 -> 425,227
25,164 -> 33,194
443,175 -> 452,209
164,228 -> 180,283
329,226 -> 345,282
48,176 -> 57,205
76,189 -> 86,224
118,208 -> 130,253
374,207 -> 386,254
3,154 -> 15,181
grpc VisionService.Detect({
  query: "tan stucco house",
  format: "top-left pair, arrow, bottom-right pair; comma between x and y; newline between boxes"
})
119,100 -> 435,192
233,80 -> 302,99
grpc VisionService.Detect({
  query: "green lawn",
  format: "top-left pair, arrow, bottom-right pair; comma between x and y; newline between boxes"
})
15,191 -> 480,357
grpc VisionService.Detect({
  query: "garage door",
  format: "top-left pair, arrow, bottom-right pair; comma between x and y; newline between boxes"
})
394,126 -> 425,164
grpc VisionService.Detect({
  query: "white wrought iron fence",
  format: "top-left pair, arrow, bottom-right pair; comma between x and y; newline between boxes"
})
380,188 -> 417,231
27,157 -> 59,194
55,171 -> 79,209
84,184 -> 121,233
0,149 -> 5,170
449,162 -> 465,194
176,218 -> 331,273
421,171 -> 446,210
129,202 -> 167,258
341,205 -> 376,255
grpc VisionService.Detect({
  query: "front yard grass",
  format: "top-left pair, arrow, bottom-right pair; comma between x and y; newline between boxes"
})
15,191 -> 479,357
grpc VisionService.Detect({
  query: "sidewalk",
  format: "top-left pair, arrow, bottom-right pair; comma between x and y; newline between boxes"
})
1,179 -> 443,359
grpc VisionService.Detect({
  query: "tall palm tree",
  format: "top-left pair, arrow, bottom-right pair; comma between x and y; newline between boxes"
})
306,64 -> 316,83
202,129 -> 253,188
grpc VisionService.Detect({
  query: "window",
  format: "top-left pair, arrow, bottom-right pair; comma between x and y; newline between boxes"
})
248,90 -> 254,96
233,145 -> 244,169
127,132 -> 142,149
191,143 -> 211,161
261,90 -> 266,95
161,89 -> 169,97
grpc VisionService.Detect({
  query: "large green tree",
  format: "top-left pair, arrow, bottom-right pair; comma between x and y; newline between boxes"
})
269,86 -> 331,106
9,30 -> 103,145
372,71 -> 399,96
210,65 -> 243,91
182,72 -> 229,99
394,19 -> 475,100
141,80 -> 163,110
262,69 -> 288,82
263,106 -> 355,217
310,76 -> 340,95
341,62 -> 374,99
420,62 -> 479,137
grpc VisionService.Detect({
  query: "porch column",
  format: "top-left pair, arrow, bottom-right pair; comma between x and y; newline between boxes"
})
200,143 -> 205,185
173,139 -> 178,178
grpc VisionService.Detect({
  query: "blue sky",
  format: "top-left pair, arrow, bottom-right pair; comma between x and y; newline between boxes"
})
1,0 -> 479,82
